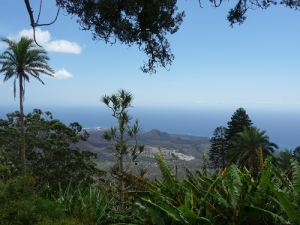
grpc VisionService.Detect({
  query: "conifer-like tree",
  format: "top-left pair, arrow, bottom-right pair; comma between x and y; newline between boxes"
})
226,107 -> 253,144
278,149 -> 293,172
101,89 -> 145,217
209,126 -> 227,170
293,146 -> 300,163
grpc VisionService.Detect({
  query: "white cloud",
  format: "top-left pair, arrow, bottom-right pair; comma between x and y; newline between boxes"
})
197,101 -> 206,104
45,40 -> 82,54
0,81 -> 3,85
53,68 -> 73,79
18,28 -> 51,45
10,28 -> 82,54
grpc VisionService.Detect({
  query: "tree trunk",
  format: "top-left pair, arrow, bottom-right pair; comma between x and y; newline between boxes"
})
118,126 -> 124,215
19,75 -> 26,177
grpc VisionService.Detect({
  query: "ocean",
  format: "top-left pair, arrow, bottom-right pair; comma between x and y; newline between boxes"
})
1,105 -> 299,150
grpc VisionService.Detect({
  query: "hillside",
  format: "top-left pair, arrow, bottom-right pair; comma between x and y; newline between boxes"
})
140,129 -> 174,141
72,128 -> 212,179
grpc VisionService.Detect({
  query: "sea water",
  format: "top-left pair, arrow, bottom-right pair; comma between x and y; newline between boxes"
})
1,105 -> 299,150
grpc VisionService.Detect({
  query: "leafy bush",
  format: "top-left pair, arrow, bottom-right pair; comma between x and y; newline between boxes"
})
0,109 -> 106,194
0,176 -> 66,224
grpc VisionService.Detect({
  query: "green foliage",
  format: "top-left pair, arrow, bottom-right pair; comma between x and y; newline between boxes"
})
2,103 -> 300,224
201,148 -> 211,177
0,36 -> 55,177
0,176 -> 66,224
55,0 -> 185,74
293,146 -> 300,163
0,109 -> 106,193
101,89 -> 145,216
278,149 -> 293,172
226,126 -> 278,174
261,156 -> 300,223
37,217 -> 82,225
0,36 -> 54,99
209,126 -> 227,170
226,107 -> 253,143
123,145 -> 300,225
227,0 -> 247,27
54,180 -> 113,224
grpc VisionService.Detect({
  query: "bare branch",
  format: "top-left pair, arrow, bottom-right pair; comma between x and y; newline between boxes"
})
36,0 -> 42,24
36,7 -> 60,27
198,0 -> 204,8
23,0 -> 60,47
24,0 -> 35,27
33,27 -> 42,47
213,0 -> 223,7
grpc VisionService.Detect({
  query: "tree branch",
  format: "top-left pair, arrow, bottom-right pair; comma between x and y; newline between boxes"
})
24,0 -> 60,47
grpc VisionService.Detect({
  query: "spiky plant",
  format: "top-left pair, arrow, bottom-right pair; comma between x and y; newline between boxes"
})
101,89 -> 145,217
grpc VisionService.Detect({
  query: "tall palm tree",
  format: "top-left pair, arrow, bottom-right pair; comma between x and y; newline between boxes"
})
0,36 -> 54,176
225,126 -> 278,172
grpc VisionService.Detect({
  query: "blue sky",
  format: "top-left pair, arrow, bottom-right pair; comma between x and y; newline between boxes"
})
1,0 -> 300,111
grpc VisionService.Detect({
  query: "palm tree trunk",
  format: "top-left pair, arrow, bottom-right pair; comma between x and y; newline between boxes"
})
19,75 -> 26,177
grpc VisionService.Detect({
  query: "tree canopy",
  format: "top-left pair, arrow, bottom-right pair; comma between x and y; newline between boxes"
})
278,149 -> 293,172
226,107 -> 253,143
208,126 -> 228,170
22,0 -> 300,74
0,109 -> 106,193
101,89 -> 145,216
24,0 -> 185,74
226,126 -> 278,172
0,36 -> 54,176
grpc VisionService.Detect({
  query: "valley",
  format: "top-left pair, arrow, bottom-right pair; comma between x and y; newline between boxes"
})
72,128 -> 211,179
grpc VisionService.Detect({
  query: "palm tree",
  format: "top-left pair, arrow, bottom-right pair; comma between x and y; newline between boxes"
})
0,36 -> 54,176
225,126 -> 278,172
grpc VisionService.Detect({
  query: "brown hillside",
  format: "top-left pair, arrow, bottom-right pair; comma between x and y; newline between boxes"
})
170,137 -> 192,144
88,134 -> 109,144
141,129 -> 173,141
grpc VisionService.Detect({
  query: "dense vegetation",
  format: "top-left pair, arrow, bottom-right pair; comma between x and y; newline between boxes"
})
1,122 -> 300,224
1,103 -> 300,224
1,37 -> 300,224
